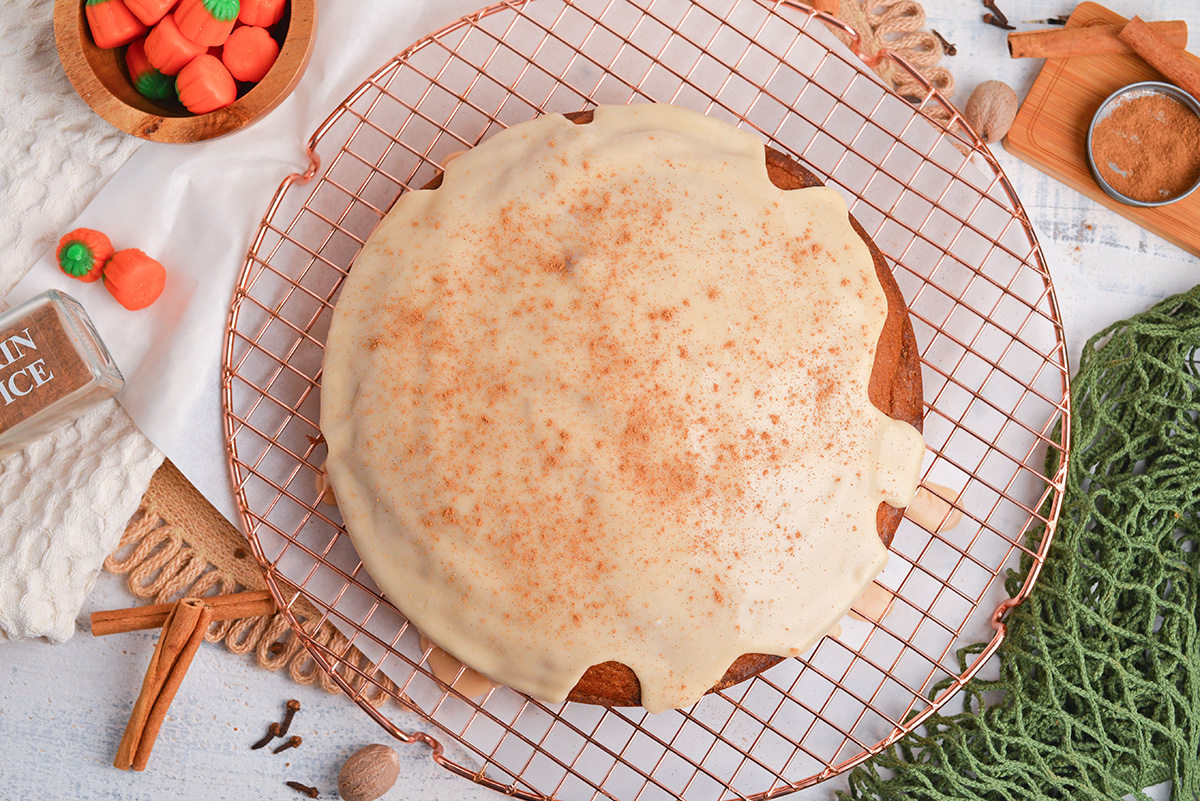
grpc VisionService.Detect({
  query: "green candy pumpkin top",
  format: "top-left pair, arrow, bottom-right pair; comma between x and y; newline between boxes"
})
59,242 -> 97,277
135,69 -> 175,101
201,0 -> 240,22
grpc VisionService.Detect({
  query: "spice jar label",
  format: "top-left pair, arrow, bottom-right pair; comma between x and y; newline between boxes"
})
0,303 -> 91,436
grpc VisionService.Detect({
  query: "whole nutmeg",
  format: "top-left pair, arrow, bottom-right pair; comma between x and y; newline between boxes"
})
964,80 -> 1019,144
338,743 -> 400,801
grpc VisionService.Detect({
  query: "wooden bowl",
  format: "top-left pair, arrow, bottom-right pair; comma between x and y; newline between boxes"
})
54,0 -> 316,143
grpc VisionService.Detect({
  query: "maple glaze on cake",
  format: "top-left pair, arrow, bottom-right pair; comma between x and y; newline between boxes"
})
320,104 -> 925,713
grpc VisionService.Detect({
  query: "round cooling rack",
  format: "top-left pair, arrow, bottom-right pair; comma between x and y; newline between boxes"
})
222,1 -> 1071,798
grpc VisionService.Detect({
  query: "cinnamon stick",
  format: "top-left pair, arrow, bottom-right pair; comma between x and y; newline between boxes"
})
114,598 -> 214,771
1008,20 -> 1187,60
1119,16 -> 1200,100
92,589 -> 277,636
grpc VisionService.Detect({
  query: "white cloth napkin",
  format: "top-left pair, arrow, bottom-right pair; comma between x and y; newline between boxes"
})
7,0 -> 481,525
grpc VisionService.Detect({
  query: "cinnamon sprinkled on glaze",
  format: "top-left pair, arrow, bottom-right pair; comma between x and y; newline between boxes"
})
320,104 -> 924,713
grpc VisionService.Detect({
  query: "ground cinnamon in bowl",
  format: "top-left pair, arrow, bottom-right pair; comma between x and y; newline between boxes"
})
1089,83 -> 1200,205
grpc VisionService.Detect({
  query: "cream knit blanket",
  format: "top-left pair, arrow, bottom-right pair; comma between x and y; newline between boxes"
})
0,0 -> 162,642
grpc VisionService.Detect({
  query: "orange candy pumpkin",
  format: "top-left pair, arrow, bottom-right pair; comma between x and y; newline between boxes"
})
237,0 -> 284,28
85,0 -> 147,49
103,249 -> 166,311
221,25 -> 278,83
173,0 -> 239,47
56,228 -> 115,283
125,37 -> 176,101
123,0 -> 176,27
176,54 -> 237,113
144,14 -> 206,75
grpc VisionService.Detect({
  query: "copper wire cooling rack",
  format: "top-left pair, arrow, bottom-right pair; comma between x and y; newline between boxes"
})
221,0 -> 1071,797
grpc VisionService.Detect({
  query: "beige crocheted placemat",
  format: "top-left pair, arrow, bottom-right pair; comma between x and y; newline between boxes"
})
107,459 -> 396,706
106,0 -> 954,703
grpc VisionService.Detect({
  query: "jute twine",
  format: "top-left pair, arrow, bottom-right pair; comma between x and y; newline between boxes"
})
106,460 -> 397,706
106,0 -> 955,704
840,0 -> 954,102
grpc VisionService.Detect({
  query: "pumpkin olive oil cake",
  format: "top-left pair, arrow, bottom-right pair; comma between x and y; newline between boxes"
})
320,103 -> 925,713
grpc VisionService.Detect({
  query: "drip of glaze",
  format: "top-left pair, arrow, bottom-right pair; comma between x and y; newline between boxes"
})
847,581 -> 894,623
314,460 -> 337,506
907,483 -> 964,533
419,634 -> 496,698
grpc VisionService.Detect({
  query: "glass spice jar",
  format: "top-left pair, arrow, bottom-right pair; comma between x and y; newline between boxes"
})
0,289 -> 124,458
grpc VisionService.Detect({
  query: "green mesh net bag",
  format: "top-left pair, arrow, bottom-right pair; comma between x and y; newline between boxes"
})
842,285 -> 1200,800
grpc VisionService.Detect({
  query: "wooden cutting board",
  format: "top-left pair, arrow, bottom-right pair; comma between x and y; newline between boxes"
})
1005,2 -> 1200,258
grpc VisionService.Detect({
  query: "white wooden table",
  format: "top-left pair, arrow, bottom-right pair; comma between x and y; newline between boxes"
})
1,1 -> 1194,799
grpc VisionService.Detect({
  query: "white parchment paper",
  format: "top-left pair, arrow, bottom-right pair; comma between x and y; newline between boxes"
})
7,0 -> 481,524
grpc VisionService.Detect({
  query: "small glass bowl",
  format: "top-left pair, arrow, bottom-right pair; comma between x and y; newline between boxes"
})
1086,81 -> 1200,208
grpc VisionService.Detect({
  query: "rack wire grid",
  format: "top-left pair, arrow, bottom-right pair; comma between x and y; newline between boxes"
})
221,0 -> 1071,798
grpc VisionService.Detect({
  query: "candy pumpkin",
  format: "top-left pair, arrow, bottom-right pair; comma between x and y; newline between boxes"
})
123,0 -> 176,27
176,54 -> 237,114
85,0 -> 147,50
125,37 -> 175,101
103,249 -> 166,311
237,0 -> 284,28
144,14 -> 206,76
173,0 -> 239,47
56,228 -> 115,283
222,25 -> 278,83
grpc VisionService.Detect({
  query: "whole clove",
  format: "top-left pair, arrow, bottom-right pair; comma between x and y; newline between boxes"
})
251,722 -> 281,750
982,0 -> 1007,22
981,0 -> 1016,30
984,13 -> 1016,31
278,699 -> 301,736
274,735 -> 303,754
286,781 -> 320,798
931,30 -> 957,56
